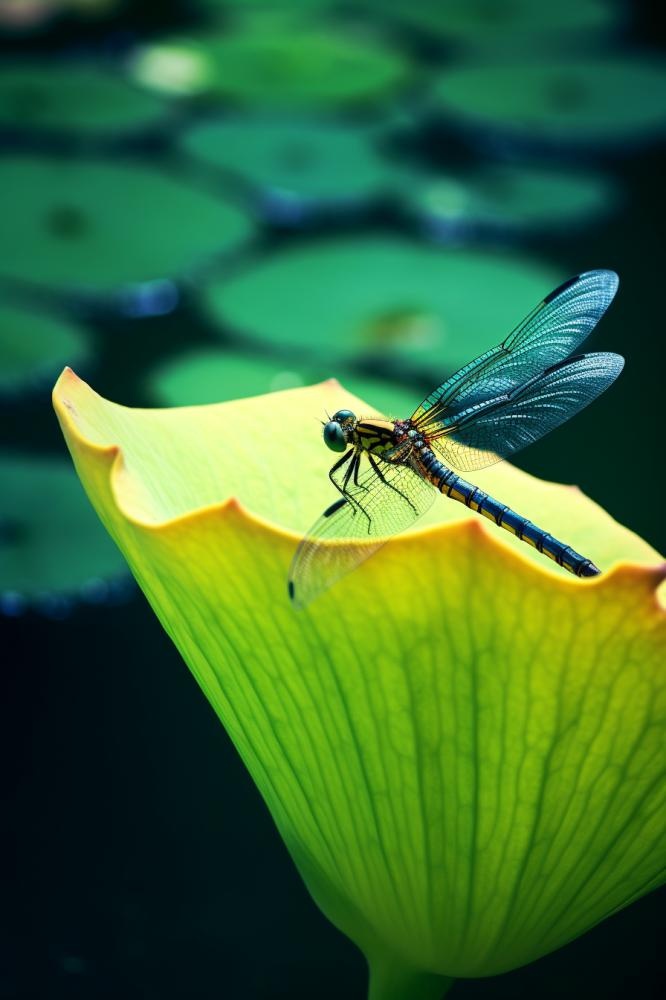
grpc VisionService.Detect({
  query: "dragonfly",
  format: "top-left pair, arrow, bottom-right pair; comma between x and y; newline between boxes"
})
288,270 -> 624,608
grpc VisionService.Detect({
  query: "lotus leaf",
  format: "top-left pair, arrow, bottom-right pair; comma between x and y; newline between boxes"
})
0,304 -> 90,395
202,237 -> 561,372
0,63 -> 171,135
433,57 -> 666,147
0,449 -> 128,614
0,156 -> 252,292
131,28 -> 408,108
54,370 -> 665,998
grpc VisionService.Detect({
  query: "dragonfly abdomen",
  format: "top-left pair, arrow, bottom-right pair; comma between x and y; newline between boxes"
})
417,449 -> 600,578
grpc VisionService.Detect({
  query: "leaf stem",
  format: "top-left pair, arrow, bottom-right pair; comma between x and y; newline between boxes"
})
367,953 -> 454,1000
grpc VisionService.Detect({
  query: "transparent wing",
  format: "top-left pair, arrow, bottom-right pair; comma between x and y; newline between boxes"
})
412,269 -> 619,433
428,352 -> 624,472
288,452 -> 434,609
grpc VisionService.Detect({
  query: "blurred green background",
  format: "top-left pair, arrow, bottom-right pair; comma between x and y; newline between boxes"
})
1,1 -> 664,997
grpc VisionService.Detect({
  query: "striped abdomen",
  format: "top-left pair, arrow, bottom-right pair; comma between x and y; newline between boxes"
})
416,448 -> 600,578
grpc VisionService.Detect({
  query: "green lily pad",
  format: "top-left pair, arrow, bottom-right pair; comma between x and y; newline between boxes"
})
203,236 -> 562,372
149,348 -> 308,404
432,57 -> 666,147
198,0 -> 333,18
0,450 -> 129,614
0,156 -> 252,293
54,370 -> 665,996
181,117 -> 398,215
131,28 -> 408,107
147,346 -> 419,417
0,63 -> 171,135
406,163 -> 617,236
0,305 -> 89,395
201,0 -> 332,7
368,0 -> 618,48
0,304 -> 90,395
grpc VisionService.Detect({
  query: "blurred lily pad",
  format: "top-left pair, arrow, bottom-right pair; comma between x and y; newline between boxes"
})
0,451 -> 129,615
0,304 -> 90,396
0,156 -> 252,293
181,117 -> 397,217
147,346 -> 419,417
406,163 -> 617,237
203,236 -> 562,373
0,63 -> 171,136
199,0 -> 333,19
370,0 -> 619,49
131,27 -> 409,107
432,56 -> 666,147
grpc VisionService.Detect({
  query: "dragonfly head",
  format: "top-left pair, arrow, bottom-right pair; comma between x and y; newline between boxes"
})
323,409 -> 357,453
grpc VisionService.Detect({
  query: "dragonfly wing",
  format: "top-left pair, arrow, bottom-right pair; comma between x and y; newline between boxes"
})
412,269 -> 619,432
430,352 -> 624,472
288,454 -> 434,608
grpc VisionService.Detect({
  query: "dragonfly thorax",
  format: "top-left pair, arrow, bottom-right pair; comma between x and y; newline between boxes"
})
354,419 -> 401,456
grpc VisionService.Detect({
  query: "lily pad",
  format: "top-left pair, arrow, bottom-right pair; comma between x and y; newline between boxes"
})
181,117 -> 398,216
0,304 -> 90,396
199,0 -> 333,17
0,63 -> 171,136
131,28 -> 408,108
406,163 -> 617,237
0,450 -> 129,614
369,0 -> 619,49
54,370 -> 665,996
432,57 -> 666,147
203,236 -> 562,372
147,347 -> 419,416
0,156 -> 252,293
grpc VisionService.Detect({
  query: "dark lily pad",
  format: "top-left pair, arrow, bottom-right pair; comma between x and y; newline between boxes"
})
0,451 -> 129,615
199,0 -> 333,16
0,304 -> 90,396
181,117 -> 397,215
0,62 -> 172,136
0,156 -> 253,293
405,163 -> 617,236
203,236 -> 561,373
131,27 -> 408,107
432,57 -> 666,147
368,0 -> 618,49
148,347 -> 419,417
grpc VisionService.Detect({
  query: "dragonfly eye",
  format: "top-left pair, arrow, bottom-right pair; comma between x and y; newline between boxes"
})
323,421 -> 347,453
331,409 -> 356,423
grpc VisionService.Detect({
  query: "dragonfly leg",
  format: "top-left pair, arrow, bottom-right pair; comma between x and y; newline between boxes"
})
328,449 -> 376,532
328,449 -> 355,494
353,454 -> 371,492
367,453 -> 420,515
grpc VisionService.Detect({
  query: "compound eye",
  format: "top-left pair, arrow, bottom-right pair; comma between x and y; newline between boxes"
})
323,421 -> 347,453
332,409 -> 355,423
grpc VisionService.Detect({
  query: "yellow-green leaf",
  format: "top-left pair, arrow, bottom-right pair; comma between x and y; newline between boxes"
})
53,369 -> 665,999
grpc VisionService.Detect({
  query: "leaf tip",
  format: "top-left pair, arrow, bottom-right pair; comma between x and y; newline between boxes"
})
602,562 -> 666,614
225,496 -> 244,515
52,370 -> 80,419
646,561 -> 666,611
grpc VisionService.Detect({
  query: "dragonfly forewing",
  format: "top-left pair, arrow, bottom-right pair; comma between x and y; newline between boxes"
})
288,456 -> 434,608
